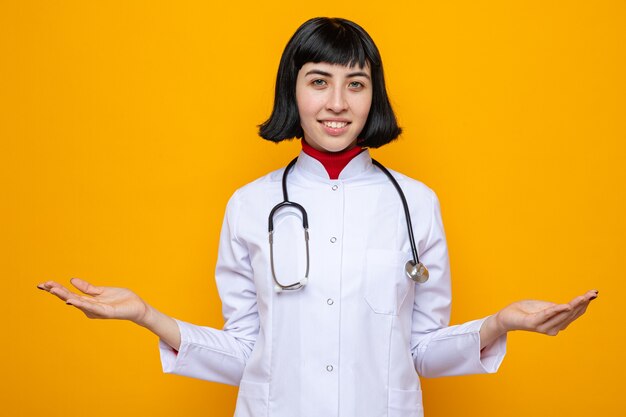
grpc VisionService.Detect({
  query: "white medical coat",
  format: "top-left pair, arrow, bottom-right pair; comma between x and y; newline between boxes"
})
159,150 -> 507,417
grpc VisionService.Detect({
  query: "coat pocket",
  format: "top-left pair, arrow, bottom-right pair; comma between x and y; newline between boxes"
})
364,249 -> 412,315
389,388 -> 424,417
234,380 -> 269,417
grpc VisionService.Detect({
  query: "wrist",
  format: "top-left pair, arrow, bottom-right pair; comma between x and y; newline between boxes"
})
492,310 -> 512,334
135,304 -> 181,351
134,303 -> 157,329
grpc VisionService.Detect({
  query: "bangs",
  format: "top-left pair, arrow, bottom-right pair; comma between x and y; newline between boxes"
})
293,21 -> 378,69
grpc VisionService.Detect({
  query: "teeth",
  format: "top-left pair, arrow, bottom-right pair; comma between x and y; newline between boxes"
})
323,121 -> 348,129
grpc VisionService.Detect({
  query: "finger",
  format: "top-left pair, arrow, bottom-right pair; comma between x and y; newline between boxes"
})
551,291 -> 597,330
534,290 -> 597,329
554,295 -> 596,331
519,303 -> 569,332
539,308 -> 579,334
541,298 -> 592,334
47,284 -> 81,302
66,298 -> 96,317
542,309 -> 584,335
557,303 -> 590,331
533,303 -> 572,326
568,290 -> 598,307
36,280 -> 65,292
70,278 -> 103,296
66,297 -> 109,319
567,294 -> 589,310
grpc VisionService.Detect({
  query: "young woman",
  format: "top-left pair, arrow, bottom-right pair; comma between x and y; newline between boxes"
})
38,17 -> 597,417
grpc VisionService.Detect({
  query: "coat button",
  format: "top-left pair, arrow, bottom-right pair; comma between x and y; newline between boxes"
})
330,237 -> 337,243
327,298 -> 334,305
332,185 -> 338,191
326,365 -> 334,372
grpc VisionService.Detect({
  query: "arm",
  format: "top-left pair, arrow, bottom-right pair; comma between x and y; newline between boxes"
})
409,189 -> 501,377
156,191 -> 259,385
37,191 -> 260,385
410,190 -> 598,376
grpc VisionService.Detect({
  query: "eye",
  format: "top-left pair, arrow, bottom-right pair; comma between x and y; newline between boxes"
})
311,79 -> 327,87
348,81 -> 365,89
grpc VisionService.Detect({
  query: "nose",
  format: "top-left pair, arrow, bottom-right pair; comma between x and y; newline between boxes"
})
326,87 -> 348,113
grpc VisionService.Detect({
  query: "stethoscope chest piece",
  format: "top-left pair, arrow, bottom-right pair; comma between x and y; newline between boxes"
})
271,156 -> 430,292
406,260 -> 429,283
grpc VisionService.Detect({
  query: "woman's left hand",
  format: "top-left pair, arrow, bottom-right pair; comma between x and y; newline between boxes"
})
480,289 -> 598,349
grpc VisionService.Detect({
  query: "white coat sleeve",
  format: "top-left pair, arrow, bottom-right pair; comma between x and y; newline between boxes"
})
410,190 -> 507,378
159,190 -> 258,386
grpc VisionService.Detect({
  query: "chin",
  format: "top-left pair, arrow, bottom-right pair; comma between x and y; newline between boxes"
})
303,133 -> 358,153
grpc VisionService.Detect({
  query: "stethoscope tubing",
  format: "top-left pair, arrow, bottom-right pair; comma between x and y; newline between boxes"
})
370,159 -> 421,267
268,155 -> 427,292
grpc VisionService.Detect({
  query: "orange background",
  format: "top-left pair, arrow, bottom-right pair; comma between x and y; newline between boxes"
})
2,1 -> 625,416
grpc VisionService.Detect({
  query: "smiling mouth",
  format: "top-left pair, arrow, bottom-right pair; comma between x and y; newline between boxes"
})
322,121 -> 349,129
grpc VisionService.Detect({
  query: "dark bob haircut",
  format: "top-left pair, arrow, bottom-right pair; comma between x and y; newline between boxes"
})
259,17 -> 401,148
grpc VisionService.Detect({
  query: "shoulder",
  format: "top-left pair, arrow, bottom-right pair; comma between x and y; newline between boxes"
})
382,166 -> 439,205
228,167 -> 284,201
222,166 -> 287,222
380,167 -> 447,248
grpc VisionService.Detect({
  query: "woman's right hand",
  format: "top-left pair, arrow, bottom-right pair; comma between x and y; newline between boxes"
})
37,278 -> 150,325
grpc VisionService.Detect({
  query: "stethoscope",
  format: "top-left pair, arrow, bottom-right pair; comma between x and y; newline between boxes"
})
268,156 -> 429,293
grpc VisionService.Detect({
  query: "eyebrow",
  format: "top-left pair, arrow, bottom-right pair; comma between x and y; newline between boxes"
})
304,69 -> 371,80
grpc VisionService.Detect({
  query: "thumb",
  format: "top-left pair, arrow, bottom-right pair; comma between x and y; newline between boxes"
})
70,278 -> 103,296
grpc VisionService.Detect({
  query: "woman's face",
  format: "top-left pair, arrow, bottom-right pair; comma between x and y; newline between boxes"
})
295,62 -> 372,153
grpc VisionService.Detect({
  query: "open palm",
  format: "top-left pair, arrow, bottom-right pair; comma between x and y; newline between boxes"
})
38,278 -> 149,323
496,290 -> 597,336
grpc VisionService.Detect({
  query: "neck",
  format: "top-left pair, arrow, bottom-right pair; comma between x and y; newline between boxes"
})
301,140 -> 363,180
